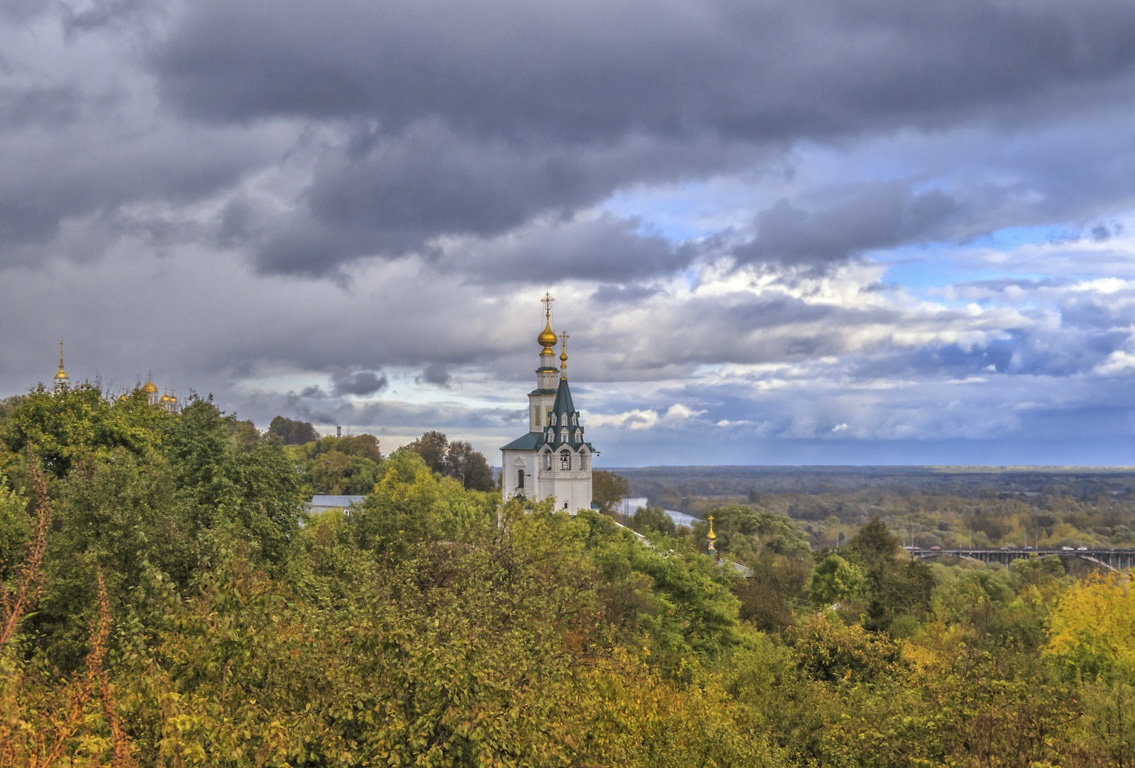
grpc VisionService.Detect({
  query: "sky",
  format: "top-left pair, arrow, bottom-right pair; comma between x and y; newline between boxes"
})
3,0 -> 1135,467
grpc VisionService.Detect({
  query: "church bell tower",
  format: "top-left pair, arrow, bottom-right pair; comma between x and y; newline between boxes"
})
500,294 -> 597,512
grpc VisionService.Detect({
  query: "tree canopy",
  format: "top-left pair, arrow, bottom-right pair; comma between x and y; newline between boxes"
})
0,390 -> 1132,766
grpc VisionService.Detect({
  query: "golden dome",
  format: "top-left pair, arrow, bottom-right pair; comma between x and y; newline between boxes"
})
159,393 -> 172,402
538,292 -> 557,356
538,320 -> 558,350
54,339 -> 68,379
117,393 -> 127,402
559,331 -> 569,375
142,373 -> 158,394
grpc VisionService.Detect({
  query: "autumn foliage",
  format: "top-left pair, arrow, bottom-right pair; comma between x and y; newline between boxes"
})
0,386 -> 1133,766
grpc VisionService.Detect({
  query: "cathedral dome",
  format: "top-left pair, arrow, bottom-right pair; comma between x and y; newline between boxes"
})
142,376 -> 158,394
538,320 -> 557,349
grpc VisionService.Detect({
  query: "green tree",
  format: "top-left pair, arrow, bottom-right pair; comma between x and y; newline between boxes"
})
792,613 -> 904,684
444,440 -> 494,491
406,430 -> 449,474
632,506 -> 676,537
592,469 -> 629,515
1,384 -> 170,478
809,553 -> 864,607
845,517 -> 933,633
267,415 -> 318,445
351,449 -> 493,558
168,400 -> 304,564
0,478 -> 28,576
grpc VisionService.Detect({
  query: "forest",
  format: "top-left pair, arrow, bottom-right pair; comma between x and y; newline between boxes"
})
620,465 -> 1135,550
1,384 -> 1133,766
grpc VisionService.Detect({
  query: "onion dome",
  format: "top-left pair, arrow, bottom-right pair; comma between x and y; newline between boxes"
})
538,292 -> 557,359
142,373 -> 158,394
54,339 -> 68,380
159,393 -> 172,403
538,319 -> 558,351
117,393 -> 127,402
559,331 -> 569,377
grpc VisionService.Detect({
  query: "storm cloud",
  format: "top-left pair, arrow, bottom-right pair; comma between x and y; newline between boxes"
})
2,0 -> 1135,464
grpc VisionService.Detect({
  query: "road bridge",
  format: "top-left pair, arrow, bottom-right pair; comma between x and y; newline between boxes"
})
910,547 -> 1135,572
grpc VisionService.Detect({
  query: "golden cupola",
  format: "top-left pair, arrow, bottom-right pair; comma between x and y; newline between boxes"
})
559,331 -> 570,378
141,373 -> 158,394
53,339 -> 68,382
538,320 -> 558,352
538,292 -> 558,361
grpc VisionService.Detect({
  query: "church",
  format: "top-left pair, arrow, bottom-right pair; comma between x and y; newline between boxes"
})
52,339 -> 180,414
500,295 -> 596,512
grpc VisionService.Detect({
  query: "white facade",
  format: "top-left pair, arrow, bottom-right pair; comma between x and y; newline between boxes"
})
501,304 -> 595,512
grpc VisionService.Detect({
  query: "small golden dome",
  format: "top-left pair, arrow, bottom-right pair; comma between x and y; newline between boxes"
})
117,393 -> 127,402
142,373 -> 158,394
159,393 -> 172,402
54,339 -> 68,379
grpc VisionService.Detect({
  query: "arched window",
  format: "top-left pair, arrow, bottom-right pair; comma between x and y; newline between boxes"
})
544,451 -> 552,470
516,468 -> 525,490
549,412 -> 556,426
560,450 -> 571,470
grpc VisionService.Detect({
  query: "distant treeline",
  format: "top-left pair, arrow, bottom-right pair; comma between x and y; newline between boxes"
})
615,465 -> 1135,499
613,465 -> 1135,550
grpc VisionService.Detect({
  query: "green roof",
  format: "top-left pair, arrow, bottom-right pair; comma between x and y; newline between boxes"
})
501,432 -> 547,451
551,377 -> 575,415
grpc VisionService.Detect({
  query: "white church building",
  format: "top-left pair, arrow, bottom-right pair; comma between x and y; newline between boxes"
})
501,295 -> 596,512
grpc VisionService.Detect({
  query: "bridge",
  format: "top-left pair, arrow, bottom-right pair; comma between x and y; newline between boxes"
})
909,547 -> 1135,572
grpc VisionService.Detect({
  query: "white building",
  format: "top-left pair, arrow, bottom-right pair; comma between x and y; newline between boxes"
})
501,295 -> 596,512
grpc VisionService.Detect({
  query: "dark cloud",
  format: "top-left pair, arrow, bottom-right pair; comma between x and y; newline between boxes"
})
155,1 -> 1135,140
734,183 -> 964,267
445,213 -> 694,285
4,0 -> 1135,467
1090,221 -> 1122,241
416,363 -> 451,388
145,0 -> 1135,275
331,370 -> 389,396
248,124 -> 744,276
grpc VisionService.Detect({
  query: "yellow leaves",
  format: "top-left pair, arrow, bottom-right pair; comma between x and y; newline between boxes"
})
1046,570 -> 1135,678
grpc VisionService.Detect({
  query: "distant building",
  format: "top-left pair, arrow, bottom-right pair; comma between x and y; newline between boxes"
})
120,372 -> 180,414
501,294 -> 597,512
308,495 -> 366,514
52,340 -> 179,413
